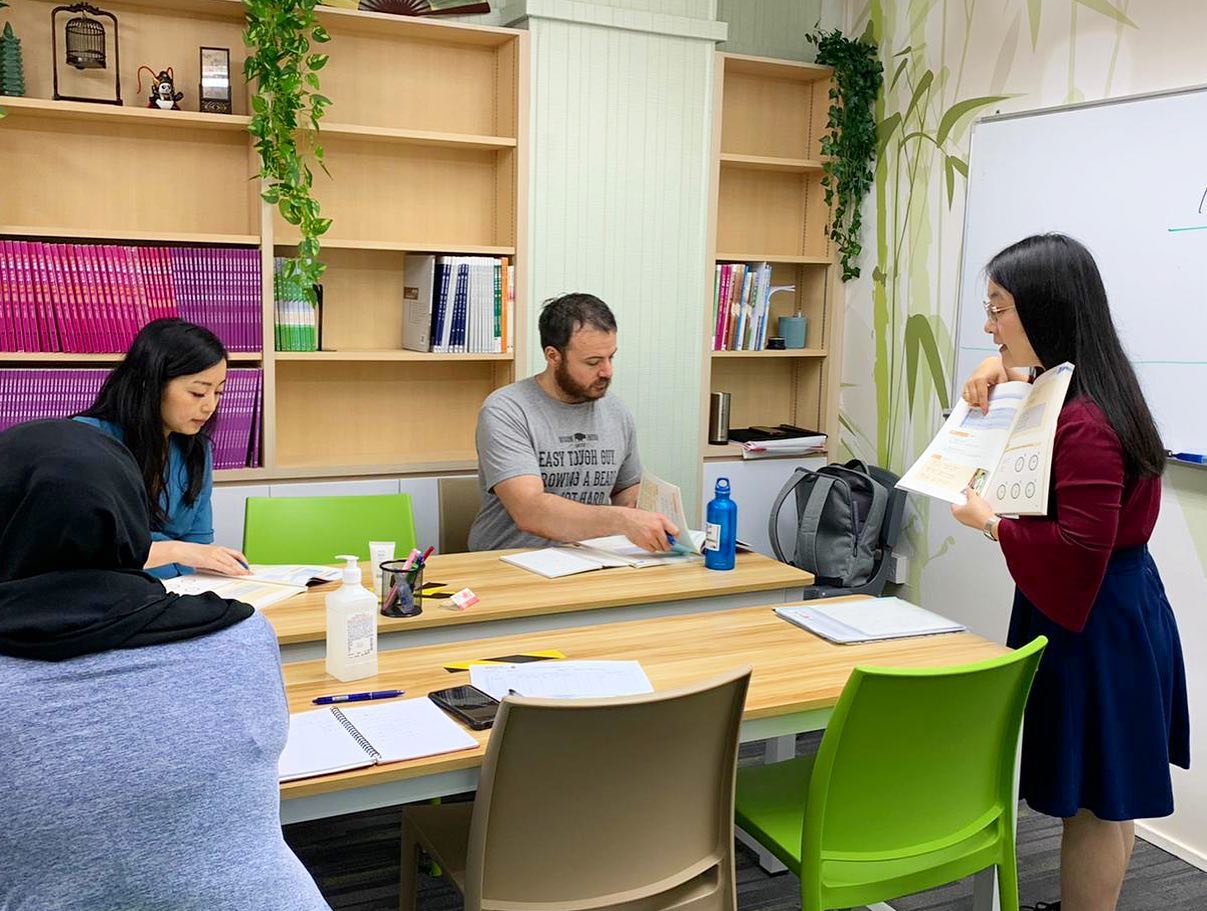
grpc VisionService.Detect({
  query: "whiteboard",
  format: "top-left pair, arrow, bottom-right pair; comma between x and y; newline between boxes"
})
954,87 -> 1207,454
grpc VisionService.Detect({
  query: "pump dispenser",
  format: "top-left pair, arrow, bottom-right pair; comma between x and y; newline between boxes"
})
325,554 -> 378,681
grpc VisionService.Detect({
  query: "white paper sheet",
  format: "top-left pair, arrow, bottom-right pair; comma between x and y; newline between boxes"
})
470,660 -> 655,701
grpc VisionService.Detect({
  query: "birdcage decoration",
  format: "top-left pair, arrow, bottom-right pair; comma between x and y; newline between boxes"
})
52,3 -> 122,104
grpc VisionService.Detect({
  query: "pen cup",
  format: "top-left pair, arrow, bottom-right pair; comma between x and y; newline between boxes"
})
380,560 -> 423,618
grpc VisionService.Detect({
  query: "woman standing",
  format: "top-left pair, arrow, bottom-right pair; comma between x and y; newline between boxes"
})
952,234 -> 1189,911
77,318 -> 248,578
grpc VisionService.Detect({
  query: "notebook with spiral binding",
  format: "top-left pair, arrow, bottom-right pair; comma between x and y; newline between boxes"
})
278,698 -> 479,782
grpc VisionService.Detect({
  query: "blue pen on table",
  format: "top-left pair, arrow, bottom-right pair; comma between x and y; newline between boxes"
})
1170,452 -> 1207,464
312,689 -> 405,705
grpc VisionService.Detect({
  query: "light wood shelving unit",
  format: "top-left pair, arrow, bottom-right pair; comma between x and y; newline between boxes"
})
1,1 -> 527,484
701,52 -> 843,463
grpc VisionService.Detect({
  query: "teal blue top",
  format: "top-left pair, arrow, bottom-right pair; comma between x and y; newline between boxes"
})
73,417 -> 214,579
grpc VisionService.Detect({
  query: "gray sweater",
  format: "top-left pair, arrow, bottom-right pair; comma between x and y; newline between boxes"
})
0,613 -> 330,911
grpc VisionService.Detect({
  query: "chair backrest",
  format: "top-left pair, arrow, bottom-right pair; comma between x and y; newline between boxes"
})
463,667 -> 752,911
802,637 -> 1046,867
438,476 -> 482,555
241,493 -> 417,564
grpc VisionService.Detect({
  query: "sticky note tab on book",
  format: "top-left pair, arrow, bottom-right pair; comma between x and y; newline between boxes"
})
443,649 -> 567,672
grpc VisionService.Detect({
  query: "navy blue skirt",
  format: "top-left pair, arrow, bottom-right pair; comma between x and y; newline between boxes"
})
1007,545 -> 1190,821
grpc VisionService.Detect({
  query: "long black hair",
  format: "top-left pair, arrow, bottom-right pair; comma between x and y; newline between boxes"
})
81,319 -> 227,527
986,233 -> 1165,478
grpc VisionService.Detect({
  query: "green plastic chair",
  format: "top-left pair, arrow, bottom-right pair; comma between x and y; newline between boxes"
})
734,636 -> 1047,911
241,493 -> 417,565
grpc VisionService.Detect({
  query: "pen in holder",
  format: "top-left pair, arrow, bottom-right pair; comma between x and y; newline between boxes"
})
380,559 -> 423,618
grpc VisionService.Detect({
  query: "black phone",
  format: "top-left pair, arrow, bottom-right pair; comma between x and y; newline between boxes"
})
428,685 -> 501,731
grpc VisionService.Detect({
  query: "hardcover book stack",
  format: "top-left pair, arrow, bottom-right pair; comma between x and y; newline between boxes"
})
0,241 -> 262,353
0,367 -> 265,469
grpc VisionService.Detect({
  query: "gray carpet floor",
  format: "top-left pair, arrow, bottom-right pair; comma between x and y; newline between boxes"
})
284,737 -> 1207,910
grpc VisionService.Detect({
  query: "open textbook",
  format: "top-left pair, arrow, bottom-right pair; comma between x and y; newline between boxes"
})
160,564 -> 340,610
636,470 -> 700,554
897,363 -> 1074,516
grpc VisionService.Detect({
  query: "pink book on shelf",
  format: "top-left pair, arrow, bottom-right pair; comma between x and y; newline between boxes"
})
95,245 -> 121,352
53,245 -> 80,354
125,246 -> 149,332
0,240 -> 15,351
714,263 -> 730,351
35,243 -> 62,352
10,239 -> 29,352
26,241 -> 54,352
17,240 -> 37,352
162,247 -> 180,320
67,245 -> 95,353
119,245 -> 141,344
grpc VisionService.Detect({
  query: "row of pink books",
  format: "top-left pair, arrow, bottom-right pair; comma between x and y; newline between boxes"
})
0,240 -> 262,354
0,368 -> 264,470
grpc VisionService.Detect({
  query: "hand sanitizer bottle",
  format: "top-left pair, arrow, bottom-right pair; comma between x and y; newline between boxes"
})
325,555 -> 378,682
704,478 -> 737,571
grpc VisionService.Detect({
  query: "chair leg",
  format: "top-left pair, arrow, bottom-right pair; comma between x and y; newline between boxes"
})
400,817 -> 421,911
997,855 -> 1021,911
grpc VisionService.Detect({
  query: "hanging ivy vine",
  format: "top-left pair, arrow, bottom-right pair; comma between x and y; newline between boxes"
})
244,0 -> 332,304
806,25 -> 884,282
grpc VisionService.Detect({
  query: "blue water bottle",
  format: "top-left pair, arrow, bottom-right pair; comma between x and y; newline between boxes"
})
704,477 -> 737,571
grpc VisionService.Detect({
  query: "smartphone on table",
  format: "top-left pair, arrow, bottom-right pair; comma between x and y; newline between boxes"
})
428,684 -> 501,731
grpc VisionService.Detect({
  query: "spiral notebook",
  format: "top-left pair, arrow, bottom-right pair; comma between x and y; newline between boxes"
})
278,698 -> 479,782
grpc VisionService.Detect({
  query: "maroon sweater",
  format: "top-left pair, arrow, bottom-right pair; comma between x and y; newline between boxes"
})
997,398 -> 1161,633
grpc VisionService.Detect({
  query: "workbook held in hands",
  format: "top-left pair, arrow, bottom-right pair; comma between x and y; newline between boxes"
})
897,363 -> 1073,515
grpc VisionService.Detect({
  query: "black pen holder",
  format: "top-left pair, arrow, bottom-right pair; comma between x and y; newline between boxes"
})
380,560 -> 423,618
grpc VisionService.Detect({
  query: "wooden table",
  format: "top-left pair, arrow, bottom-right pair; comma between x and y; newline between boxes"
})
279,599 -> 1008,824
262,549 -> 814,662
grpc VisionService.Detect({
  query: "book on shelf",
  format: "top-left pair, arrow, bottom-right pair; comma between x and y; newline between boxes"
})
279,698 -> 479,783
402,253 -> 513,354
273,257 -> 319,352
0,367 -> 264,470
0,240 -> 261,354
712,262 -> 801,352
897,363 -> 1074,516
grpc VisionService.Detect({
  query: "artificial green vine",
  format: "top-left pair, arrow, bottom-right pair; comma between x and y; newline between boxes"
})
806,25 -> 884,282
244,0 -> 332,304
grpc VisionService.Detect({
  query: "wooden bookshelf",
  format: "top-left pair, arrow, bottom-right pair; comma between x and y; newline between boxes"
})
702,53 -> 842,464
1,1 -> 528,483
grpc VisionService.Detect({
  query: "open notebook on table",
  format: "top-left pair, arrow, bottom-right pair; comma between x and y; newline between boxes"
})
160,564 -> 340,610
500,533 -> 705,579
279,698 -> 479,782
775,597 -> 965,644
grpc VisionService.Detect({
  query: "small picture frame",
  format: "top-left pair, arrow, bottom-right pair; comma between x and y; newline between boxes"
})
198,46 -> 231,114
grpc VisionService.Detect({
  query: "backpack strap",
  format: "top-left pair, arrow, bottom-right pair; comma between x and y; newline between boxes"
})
796,473 -> 839,574
768,468 -> 813,564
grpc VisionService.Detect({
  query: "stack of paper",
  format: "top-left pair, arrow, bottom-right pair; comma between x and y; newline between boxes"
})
500,533 -> 706,579
740,435 -> 827,459
775,597 -> 965,644
469,660 -> 654,700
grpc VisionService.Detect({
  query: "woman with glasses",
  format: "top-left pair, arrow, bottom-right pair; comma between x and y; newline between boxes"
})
952,234 -> 1188,911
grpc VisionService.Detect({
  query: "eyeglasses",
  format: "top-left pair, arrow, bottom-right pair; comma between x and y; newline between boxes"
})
982,298 -> 1016,324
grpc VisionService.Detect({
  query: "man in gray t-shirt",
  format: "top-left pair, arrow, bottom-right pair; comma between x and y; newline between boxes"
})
468,293 -> 677,552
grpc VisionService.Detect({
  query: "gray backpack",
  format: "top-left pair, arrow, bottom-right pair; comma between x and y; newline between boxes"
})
768,460 -> 894,587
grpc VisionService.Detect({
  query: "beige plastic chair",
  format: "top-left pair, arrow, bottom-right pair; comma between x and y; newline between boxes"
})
400,666 -> 752,911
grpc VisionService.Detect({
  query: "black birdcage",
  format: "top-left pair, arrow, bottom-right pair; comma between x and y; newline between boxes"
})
65,14 -> 105,68
52,3 -> 121,104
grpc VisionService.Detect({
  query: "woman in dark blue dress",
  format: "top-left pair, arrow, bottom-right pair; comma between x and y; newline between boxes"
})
952,234 -> 1189,911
